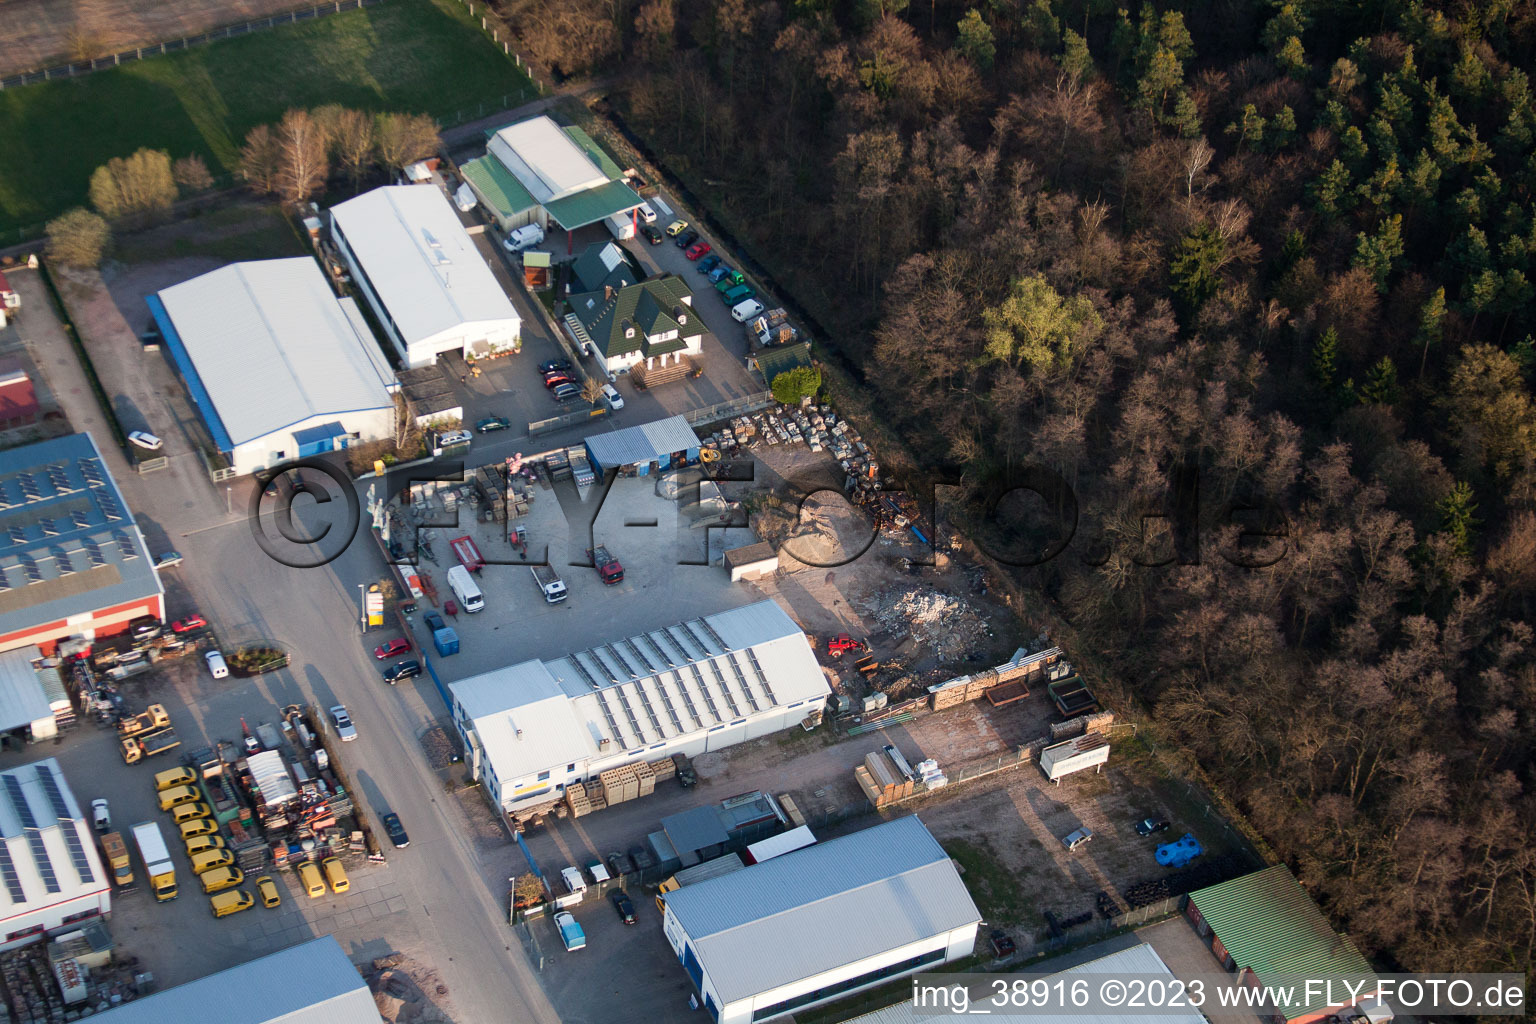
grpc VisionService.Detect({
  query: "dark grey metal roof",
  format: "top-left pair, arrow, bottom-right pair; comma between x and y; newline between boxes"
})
662,805 -> 729,854
584,415 -> 699,472
0,434 -> 161,639
90,937 -> 381,1024
665,815 -> 982,1003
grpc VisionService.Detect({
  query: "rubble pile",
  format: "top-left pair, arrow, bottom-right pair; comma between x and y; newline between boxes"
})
872,589 -> 991,658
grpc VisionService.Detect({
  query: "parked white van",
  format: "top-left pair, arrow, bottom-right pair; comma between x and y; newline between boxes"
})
446,565 -> 485,612
503,224 -> 545,252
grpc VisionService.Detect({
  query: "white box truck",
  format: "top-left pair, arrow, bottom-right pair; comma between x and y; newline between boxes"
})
603,211 -> 636,241
131,821 -> 178,902
447,565 -> 485,612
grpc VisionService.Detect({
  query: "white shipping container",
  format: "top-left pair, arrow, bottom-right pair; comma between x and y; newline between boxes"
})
1039,736 -> 1110,781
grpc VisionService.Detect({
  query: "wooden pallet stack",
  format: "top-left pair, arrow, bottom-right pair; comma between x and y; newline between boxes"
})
855,749 -> 914,809
566,785 -> 592,818
599,766 -> 639,805
633,761 -> 656,797
649,756 -> 677,781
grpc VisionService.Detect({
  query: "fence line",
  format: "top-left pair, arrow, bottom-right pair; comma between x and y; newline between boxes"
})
684,391 -> 775,427
0,0 -> 382,90
528,405 -> 610,437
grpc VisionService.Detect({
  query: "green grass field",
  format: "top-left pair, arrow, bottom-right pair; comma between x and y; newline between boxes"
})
0,0 -> 532,236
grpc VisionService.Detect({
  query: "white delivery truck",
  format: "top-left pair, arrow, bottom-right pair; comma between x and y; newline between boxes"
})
603,211 -> 636,240
446,565 -> 485,612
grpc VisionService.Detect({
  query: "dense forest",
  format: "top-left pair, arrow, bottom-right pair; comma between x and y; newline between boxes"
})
501,0 -> 1536,977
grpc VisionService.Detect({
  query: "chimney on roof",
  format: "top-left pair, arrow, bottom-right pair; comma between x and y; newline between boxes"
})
605,285 -> 614,302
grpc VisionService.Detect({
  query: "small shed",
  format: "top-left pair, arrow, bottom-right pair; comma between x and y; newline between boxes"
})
0,647 -> 57,742
1039,733 -> 1109,782
522,249 -> 551,290
661,805 -> 730,867
584,414 -> 699,477
723,541 -> 778,581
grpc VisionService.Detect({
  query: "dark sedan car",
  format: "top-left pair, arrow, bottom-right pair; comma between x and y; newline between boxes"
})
383,660 -> 422,684
424,611 -> 445,632
382,812 -> 410,848
675,229 -> 699,249
476,416 -> 511,433
1135,817 -> 1171,836
538,359 -> 573,373
609,889 -> 637,924
641,223 -> 663,244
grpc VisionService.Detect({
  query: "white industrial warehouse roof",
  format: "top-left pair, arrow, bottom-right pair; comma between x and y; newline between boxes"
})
330,186 -> 520,345
154,259 -> 396,446
584,414 -> 699,471
489,115 -> 610,204
452,599 -> 829,785
665,815 -> 982,1003
841,938 -> 1209,1024
0,758 -> 108,918
90,936 -> 381,1024
0,648 -> 50,732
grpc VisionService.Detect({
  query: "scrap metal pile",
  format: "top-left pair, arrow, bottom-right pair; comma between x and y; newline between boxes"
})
869,589 -> 992,659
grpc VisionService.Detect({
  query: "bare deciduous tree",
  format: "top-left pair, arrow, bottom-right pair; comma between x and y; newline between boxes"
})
45,208 -> 111,268
89,149 -> 176,222
172,155 -> 214,193
275,108 -> 328,205
331,109 -> 377,191
376,113 -> 440,173
239,125 -> 282,195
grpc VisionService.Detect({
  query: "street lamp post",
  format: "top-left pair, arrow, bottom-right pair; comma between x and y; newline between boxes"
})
358,584 -> 365,635
226,486 -> 231,515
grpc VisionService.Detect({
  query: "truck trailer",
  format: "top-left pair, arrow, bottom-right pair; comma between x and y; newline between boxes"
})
117,703 -> 170,738
131,821 -> 177,901
450,535 -> 484,573
530,564 -> 568,603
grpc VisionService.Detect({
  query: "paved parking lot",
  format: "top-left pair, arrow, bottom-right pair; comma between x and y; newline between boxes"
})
404,472 -> 761,681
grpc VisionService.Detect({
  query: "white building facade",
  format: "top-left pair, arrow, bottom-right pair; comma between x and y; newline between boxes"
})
451,600 -> 829,813
0,758 -> 110,951
330,186 -> 521,369
661,816 -> 981,1024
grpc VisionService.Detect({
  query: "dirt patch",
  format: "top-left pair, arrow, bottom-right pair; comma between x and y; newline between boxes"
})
0,0 -> 324,77
363,954 -> 457,1024
418,726 -> 457,770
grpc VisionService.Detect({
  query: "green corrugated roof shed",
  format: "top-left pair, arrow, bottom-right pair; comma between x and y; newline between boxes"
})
1189,865 -> 1377,1019
462,156 -> 537,220
543,179 -> 643,231
563,125 -> 624,180
755,342 -> 813,383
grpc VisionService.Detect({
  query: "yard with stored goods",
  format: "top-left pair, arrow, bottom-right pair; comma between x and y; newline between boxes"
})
0,0 -> 532,234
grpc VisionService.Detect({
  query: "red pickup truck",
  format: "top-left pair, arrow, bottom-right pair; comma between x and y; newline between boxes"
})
587,545 -> 624,585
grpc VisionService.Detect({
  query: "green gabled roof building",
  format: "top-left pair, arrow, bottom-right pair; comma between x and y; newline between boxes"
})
462,114 -> 641,235
1186,865 -> 1381,1022
568,275 -> 706,370
750,341 -> 813,385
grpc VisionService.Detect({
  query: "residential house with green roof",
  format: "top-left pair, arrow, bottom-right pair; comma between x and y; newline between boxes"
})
565,276 -> 706,375
460,115 -> 641,251
1185,865 -> 1386,1023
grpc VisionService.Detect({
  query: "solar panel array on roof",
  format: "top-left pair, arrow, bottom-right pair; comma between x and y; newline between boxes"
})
4,775 -> 59,894
111,530 -> 138,559
37,766 -> 95,885
76,458 -> 103,486
18,554 -> 41,584
82,538 -> 105,568
97,491 -> 123,521
50,546 -> 73,576
0,843 -> 24,902
15,473 -> 39,501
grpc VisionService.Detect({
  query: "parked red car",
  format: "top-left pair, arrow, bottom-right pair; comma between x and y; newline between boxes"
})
544,375 -> 574,390
373,637 -> 411,660
685,241 -> 713,261
171,615 -> 207,633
